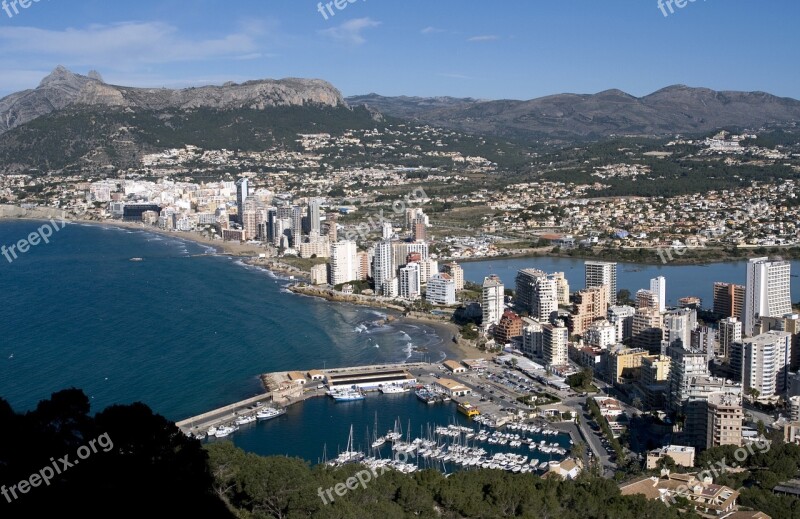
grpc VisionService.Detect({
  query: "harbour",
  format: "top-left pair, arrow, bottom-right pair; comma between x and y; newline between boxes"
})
177,360 -> 580,473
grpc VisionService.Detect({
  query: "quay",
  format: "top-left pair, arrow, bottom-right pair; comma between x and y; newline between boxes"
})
177,362 -> 434,436
176,358 -> 585,452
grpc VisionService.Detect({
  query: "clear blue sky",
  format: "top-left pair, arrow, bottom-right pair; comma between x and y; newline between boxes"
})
0,0 -> 798,100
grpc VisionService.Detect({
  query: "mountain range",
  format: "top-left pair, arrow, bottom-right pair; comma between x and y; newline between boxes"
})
1,67 -> 799,173
347,87 -> 800,140
0,66 -> 346,136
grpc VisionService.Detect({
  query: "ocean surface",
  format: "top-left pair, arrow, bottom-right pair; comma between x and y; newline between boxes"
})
0,221 -> 453,422
459,256 -> 800,308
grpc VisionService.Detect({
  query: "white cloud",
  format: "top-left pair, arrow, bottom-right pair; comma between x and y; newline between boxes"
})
468,35 -> 499,42
421,26 -> 445,35
0,21 -> 263,67
320,18 -> 381,46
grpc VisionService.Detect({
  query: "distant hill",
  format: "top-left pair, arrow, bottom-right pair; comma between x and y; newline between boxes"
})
347,86 -> 800,140
0,66 -> 348,136
345,94 -> 483,119
0,67 -> 379,173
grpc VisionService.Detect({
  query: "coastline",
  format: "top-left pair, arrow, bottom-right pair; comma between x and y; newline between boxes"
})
287,284 -> 478,360
453,245 -> 800,266
1,211 -> 474,360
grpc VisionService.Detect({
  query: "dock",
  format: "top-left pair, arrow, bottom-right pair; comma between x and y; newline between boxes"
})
176,362 -> 434,437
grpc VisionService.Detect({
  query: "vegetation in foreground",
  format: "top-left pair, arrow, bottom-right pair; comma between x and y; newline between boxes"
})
4,388 -> 800,518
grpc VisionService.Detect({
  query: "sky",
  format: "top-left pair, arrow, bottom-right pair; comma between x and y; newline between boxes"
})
0,0 -> 798,100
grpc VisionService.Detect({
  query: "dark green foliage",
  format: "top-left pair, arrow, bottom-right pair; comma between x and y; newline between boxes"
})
0,105 -> 378,172
566,367 -> 595,392
206,442 -> 692,518
0,390 -> 231,517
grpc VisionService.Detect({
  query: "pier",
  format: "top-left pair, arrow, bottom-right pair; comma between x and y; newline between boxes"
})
176,362 -> 435,436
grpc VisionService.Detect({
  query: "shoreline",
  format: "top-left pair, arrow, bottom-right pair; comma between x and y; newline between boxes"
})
0,212 -> 474,361
285,284 -> 478,360
3,211 -> 794,267
446,247 -> 800,267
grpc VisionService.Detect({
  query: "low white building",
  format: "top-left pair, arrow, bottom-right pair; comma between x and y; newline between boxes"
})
426,273 -> 456,305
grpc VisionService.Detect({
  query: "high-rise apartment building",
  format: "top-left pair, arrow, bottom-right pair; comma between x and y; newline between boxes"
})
306,199 -> 321,236
329,241 -> 359,286
731,330 -> 792,397
650,276 -> 666,312
522,317 -> 543,358
550,272 -> 570,306
372,240 -> 395,296
235,178 -> 249,225
668,346 -> 709,411
718,317 -> 742,358
426,274 -> 456,305
632,307 -> 664,352
713,282 -> 745,319
542,322 -> 569,367
515,269 -> 558,322
399,263 -> 421,300
608,305 -> 636,343
443,263 -> 464,291
482,275 -> 505,327
568,286 -> 608,337
636,289 -> 659,310
662,308 -> 697,354
585,261 -> 617,305
743,257 -> 792,336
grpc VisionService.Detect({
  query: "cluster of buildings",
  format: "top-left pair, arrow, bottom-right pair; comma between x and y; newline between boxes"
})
323,208 -> 454,302
475,257 -> 799,454
479,178 -> 800,251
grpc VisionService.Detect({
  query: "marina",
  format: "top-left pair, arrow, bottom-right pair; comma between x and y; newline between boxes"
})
178,360 -> 579,475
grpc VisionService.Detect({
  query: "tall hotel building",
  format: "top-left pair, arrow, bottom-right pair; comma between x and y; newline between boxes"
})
515,269 -> 558,322
743,258 -> 792,336
731,330 -> 792,397
713,282 -> 745,319
585,261 -> 617,305
650,276 -> 666,312
482,275 -> 505,327
235,178 -> 249,225
329,241 -> 359,286
372,240 -> 395,296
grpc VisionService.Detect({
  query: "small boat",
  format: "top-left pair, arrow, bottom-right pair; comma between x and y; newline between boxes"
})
256,407 -> 285,420
381,385 -> 410,394
457,402 -> 480,418
207,426 -> 218,436
215,426 -> 236,438
129,257 -> 144,262
330,389 -> 365,402
415,388 -> 438,404
371,437 -> 386,448
235,415 -> 257,426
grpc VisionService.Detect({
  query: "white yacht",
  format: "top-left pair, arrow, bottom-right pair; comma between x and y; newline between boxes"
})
256,407 -> 286,420
380,385 -> 410,394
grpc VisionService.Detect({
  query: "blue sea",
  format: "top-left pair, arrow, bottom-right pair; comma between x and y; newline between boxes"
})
0,221 -> 451,422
